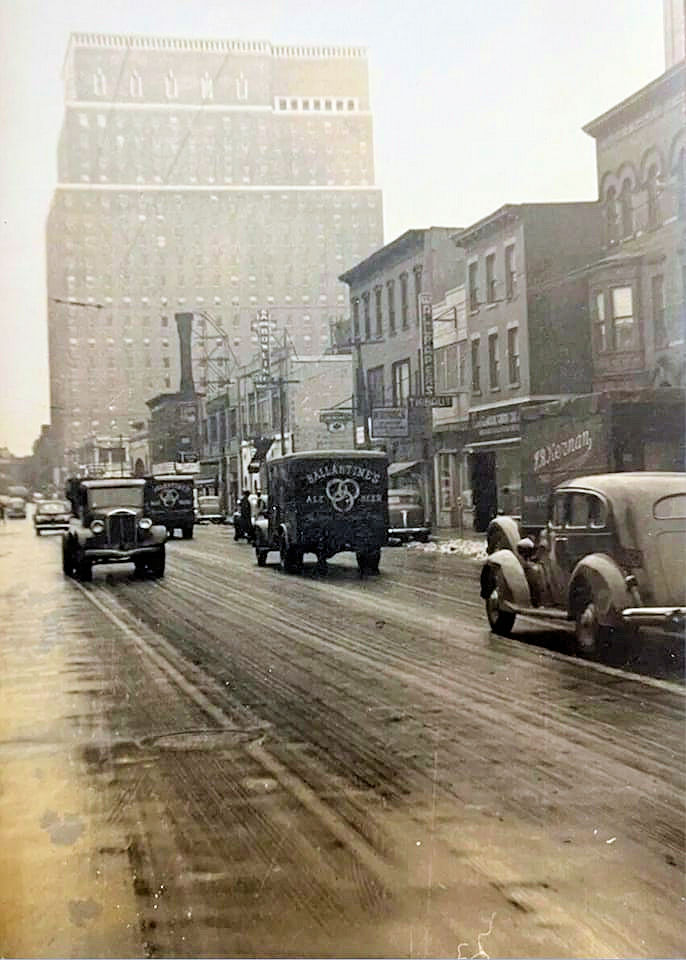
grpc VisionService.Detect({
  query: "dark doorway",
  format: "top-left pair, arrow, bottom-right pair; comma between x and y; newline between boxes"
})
470,452 -> 497,532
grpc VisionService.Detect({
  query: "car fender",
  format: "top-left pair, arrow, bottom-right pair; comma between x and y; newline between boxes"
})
480,549 -> 532,607
254,517 -> 269,546
74,527 -> 95,547
568,554 -> 633,625
486,516 -> 521,554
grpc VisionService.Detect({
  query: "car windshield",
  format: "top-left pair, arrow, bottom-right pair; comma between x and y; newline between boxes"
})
38,501 -> 69,514
389,493 -> 418,505
88,487 -> 143,509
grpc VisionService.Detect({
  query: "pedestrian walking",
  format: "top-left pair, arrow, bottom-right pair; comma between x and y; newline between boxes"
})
238,489 -> 252,543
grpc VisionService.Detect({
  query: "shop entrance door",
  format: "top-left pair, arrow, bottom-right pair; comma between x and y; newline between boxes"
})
470,452 -> 497,532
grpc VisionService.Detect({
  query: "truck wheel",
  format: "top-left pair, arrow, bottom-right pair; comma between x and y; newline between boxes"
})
357,549 -> 381,575
280,543 -> 302,574
256,548 -> 268,567
76,550 -> 92,582
182,525 -> 193,540
149,548 -> 166,578
485,580 -> 515,636
316,555 -> 328,574
575,600 -> 611,654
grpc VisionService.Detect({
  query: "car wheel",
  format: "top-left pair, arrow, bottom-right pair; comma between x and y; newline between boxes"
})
256,548 -> 268,567
316,555 -> 328,574
356,549 -> 381,575
76,550 -> 92,582
182,525 -> 193,540
485,581 -> 515,636
280,543 -> 302,574
62,541 -> 73,576
575,600 -> 610,654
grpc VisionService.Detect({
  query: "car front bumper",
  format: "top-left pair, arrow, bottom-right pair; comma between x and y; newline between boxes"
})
622,607 -> 686,630
35,521 -> 70,529
85,545 -> 163,563
388,527 -> 431,540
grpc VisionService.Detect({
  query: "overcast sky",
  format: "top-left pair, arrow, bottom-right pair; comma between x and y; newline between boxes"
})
0,0 -> 664,456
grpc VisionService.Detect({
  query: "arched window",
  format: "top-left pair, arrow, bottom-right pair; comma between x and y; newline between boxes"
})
605,186 -> 618,246
620,179 -> 633,238
165,70 -> 178,99
129,71 -> 143,98
646,164 -> 660,229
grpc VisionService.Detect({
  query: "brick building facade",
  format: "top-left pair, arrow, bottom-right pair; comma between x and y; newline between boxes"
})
46,32 -> 383,466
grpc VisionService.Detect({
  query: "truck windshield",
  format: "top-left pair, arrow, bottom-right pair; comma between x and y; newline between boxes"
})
89,487 -> 143,509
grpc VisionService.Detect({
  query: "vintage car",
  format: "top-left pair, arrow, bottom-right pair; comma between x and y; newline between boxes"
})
387,488 -> 431,543
34,499 -> 72,534
480,473 -> 686,652
195,495 -> 225,524
144,474 -> 195,539
254,450 -> 389,574
6,497 -> 27,519
62,478 -> 166,581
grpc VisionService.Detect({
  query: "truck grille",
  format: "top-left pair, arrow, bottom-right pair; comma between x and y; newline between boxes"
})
107,513 -> 137,548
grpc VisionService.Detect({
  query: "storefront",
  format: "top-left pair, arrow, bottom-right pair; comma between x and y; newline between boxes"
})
432,429 -> 472,530
466,404 -> 524,531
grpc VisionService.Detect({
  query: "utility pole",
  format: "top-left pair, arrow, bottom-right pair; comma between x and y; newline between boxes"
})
354,337 -> 371,448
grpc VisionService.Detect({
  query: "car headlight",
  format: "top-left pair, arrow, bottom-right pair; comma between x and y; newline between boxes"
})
90,519 -> 104,534
139,517 -> 152,530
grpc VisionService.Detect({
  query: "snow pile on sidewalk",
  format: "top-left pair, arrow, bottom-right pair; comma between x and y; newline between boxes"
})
406,538 -> 487,561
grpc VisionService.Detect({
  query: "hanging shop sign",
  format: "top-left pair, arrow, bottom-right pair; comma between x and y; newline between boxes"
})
370,406 -> 409,438
419,294 -> 435,397
320,409 -> 354,433
408,395 -> 454,408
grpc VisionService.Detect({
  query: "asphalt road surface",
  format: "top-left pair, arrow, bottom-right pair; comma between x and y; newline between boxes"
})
1,516 -> 684,958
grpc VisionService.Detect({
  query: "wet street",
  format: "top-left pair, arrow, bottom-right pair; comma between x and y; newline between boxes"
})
0,514 -> 684,958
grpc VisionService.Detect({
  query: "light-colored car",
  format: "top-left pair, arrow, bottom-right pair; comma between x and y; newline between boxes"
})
481,473 -> 686,653
6,497 -> 27,519
387,488 -> 431,543
195,495 -> 225,524
34,499 -> 72,534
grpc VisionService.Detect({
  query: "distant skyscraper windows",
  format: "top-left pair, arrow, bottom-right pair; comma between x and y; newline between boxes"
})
129,71 -> 143,98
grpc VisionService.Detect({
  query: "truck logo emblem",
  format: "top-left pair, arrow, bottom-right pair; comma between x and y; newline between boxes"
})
160,488 -> 180,508
326,478 -> 360,513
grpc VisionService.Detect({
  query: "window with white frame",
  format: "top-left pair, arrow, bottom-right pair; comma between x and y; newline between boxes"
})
392,358 -> 411,405
387,279 -> 396,334
471,337 -> 481,392
434,343 -> 459,393
367,365 -> 385,410
594,291 -> 608,352
362,291 -> 371,340
505,244 -> 516,299
488,332 -> 499,389
507,326 -> 520,384
374,286 -> 383,337
468,261 -> 479,312
486,253 -> 496,303
400,273 -> 409,328
611,286 -> 636,350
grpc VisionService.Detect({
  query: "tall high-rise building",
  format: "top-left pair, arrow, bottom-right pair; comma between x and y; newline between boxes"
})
46,33 -> 383,462
664,0 -> 686,67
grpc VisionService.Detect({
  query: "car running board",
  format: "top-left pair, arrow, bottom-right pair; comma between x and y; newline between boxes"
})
505,603 -> 570,621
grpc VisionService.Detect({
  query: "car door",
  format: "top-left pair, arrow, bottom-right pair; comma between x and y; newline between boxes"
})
547,490 -> 612,604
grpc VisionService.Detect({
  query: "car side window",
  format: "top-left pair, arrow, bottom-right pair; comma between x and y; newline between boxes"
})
567,493 -> 591,528
551,493 -> 567,527
588,495 -> 607,528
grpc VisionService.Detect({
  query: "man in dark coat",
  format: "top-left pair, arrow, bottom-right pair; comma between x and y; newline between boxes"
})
238,489 -> 253,542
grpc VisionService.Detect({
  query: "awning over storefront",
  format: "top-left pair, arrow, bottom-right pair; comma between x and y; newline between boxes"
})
388,460 -> 421,476
464,437 -> 521,453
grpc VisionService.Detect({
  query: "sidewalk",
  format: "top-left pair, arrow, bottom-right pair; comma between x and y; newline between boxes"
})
404,525 -> 487,561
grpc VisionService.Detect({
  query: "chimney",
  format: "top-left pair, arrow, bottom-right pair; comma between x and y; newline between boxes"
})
175,312 -> 195,397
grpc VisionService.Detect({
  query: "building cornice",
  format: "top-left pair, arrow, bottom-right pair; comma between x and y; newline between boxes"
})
64,100 -> 373,117
66,32 -> 367,60
582,61 -> 686,139
55,183 -> 381,192
339,229 -> 429,285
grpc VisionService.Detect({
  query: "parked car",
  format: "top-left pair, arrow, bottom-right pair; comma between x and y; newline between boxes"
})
387,488 -> 431,543
62,478 -> 166,581
254,450 -> 389,574
6,497 -> 27,519
480,473 -> 686,653
195,495 -> 225,524
34,499 -> 72,534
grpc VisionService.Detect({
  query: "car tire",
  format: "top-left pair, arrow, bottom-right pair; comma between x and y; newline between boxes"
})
357,549 -> 381,575
256,548 -> 268,567
280,543 -> 302,574
62,541 -> 73,576
149,548 -> 166,578
575,600 -> 611,655
182,525 -> 193,540
76,550 -> 92,582
485,580 -> 516,636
